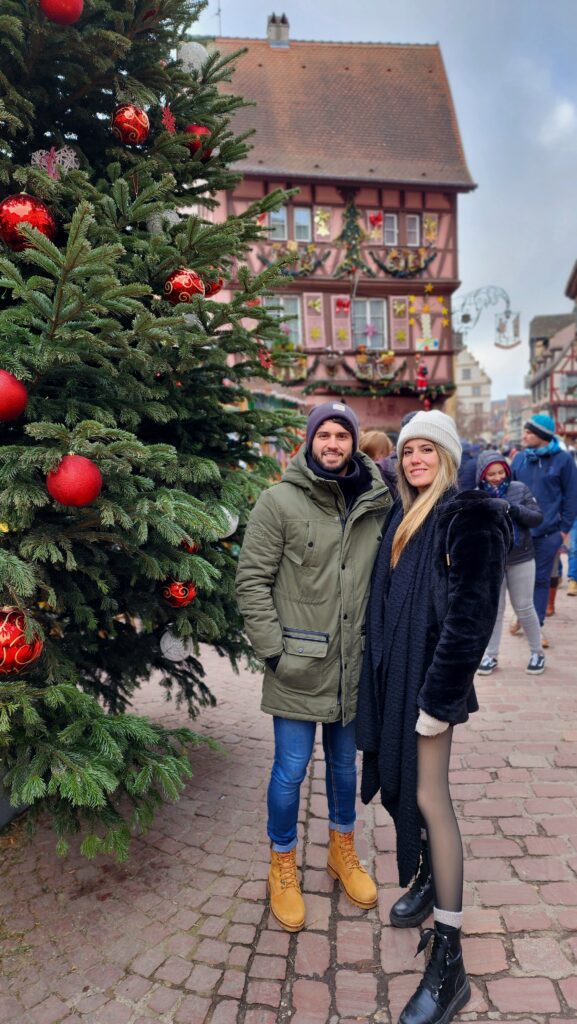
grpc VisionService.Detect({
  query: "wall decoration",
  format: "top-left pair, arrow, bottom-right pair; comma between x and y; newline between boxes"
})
423,213 -> 439,244
331,294 -> 352,348
406,291 -> 450,351
303,293 -> 325,348
313,207 -> 332,239
390,296 -> 410,351
367,210 -> 384,243
371,245 -> 437,278
333,200 -> 375,279
258,243 -> 330,278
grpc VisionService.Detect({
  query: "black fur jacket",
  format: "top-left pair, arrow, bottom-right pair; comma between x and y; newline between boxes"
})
417,489 -> 512,722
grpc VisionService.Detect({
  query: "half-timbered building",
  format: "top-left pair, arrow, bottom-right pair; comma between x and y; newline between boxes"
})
209,17 -> 475,428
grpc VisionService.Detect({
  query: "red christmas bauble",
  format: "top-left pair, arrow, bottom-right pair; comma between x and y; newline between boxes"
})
203,274 -> 224,298
111,104 -> 150,146
0,370 -> 28,421
46,454 -> 103,506
0,194 -> 57,252
184,124 -> 213,161
39,0 -> 83,24
162,581 -> 197,608
163,268 -> 205,304
0,608 -> 44,676
181,540 -> 199,553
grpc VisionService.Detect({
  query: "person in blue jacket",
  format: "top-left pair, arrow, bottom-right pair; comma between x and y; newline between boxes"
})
511,413 -> 577,628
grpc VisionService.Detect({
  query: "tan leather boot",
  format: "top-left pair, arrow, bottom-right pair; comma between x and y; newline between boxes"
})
546,586 -> 557,616
568,578 -> 577,596
327,829 -> 378,909
268,849 -> 305,932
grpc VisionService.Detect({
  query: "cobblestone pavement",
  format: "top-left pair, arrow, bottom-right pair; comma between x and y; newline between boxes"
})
1,587 -> 576,1024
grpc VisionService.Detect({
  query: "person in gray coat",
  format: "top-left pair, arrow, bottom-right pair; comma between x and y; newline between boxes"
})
475,451 -> 545,675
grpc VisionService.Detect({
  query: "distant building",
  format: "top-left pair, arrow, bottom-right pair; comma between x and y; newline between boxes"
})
454,347 -> 491,439
524,312 -> 577,441
491,394 -> 532,446
208,16 -> 475,430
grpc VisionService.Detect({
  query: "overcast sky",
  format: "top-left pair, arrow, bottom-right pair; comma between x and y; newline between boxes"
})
195,0 -> 577,400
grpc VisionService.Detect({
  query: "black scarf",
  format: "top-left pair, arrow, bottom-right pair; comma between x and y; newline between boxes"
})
305,451 -> 373,509
356,496 -> 444,887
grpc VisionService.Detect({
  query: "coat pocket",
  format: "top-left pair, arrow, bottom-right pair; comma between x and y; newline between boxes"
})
282,627 -> 329,659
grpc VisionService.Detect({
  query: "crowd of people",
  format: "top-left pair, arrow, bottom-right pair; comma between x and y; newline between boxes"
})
235,401 -> 577,1024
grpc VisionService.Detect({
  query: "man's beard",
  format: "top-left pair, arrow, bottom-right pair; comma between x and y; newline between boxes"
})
316,451 -> 352,475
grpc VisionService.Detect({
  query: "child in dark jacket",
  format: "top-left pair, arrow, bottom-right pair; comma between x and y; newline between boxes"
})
476,451 -> 545,675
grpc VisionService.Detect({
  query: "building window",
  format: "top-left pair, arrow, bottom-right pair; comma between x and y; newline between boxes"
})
472,385 -> 481,396
461,368 -> 471,381
294,207 -> 312,242
384,213 -> 398,246
406,214 -> 421,247
269,206 -> 288,241
265,295 -> 301,346
352,298 -> 388,350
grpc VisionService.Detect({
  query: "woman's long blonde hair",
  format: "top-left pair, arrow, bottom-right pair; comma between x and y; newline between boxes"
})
391,442 -> 457,567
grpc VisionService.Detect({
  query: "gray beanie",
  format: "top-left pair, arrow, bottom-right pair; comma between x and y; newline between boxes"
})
306,401 -> 359,451
397,410 -> 462,469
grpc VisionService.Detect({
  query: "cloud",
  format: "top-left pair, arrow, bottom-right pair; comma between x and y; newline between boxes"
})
538,98 -> 577,148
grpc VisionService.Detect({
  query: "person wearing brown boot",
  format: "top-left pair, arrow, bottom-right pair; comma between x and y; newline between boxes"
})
236,402 -> 391,931
356,411 -> 511,1024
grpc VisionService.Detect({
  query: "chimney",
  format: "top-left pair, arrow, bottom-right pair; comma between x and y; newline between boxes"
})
267,12 -> 290,47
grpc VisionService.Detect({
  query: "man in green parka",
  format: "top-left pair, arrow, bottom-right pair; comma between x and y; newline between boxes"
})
236,401 -> 391,931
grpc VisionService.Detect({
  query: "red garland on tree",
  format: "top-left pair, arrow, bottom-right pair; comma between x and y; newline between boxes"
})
46,454 -> 103,506
0,370 -> 28,421
39,0 -> 84,24
163,268 -> 205,304
0,608 -> 44,676
162,581 -> 197,607
0,194 -> 57,251
184,124 -> 212,161
111,104 -> 150,146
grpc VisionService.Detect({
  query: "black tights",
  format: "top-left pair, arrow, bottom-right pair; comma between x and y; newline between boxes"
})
416,727 -> 463,913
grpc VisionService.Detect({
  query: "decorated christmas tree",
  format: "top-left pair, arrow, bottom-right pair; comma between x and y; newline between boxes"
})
0,0 -> 298,857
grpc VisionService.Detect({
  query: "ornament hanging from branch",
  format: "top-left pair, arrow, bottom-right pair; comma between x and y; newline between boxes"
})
0,609 -> 44,676
163,268 -> 205,304
0,194 -> 57,251
111,104 -> 150,146
161,104 -> 177,134
0,370 -> 28,421
31,145 -> 80,180
39,0 -> 83,24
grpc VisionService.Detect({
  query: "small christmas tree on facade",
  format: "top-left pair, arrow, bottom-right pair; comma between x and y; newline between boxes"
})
0,0 -> 298,857
334,198 -> 375,280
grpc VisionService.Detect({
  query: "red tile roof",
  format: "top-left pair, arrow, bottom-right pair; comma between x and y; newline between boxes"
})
214,37 -> 475,190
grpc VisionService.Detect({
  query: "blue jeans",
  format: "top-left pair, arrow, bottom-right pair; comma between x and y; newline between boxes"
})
533,531 -> 562,624
267,717 -> 357,852
569,519 -> 577,580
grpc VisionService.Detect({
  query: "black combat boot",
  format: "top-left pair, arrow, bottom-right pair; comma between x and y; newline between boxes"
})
390,839 -> 435,928
399,923 -> 471,1024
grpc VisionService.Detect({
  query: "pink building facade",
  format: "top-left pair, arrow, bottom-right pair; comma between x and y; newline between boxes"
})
212,23 -> 475,432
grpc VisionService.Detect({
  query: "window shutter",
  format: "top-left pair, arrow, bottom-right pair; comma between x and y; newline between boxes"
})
303,294 -> 325,349
366,210 -> 384,244
390,297 -> 410,350
313,206 -> 333,242
423,213 -> 439,244
331,295 -> 352,350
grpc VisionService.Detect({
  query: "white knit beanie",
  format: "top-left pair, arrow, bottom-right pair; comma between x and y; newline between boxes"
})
397,410 -> 462,469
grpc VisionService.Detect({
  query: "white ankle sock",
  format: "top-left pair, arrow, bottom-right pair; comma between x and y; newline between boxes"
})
434,906 -> 463,929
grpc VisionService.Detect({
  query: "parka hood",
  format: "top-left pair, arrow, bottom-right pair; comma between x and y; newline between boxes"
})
475,450 -> 511,486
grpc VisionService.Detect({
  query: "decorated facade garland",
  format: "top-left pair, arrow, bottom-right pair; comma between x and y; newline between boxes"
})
370,246 -> 437,278
258,243 -> 331,278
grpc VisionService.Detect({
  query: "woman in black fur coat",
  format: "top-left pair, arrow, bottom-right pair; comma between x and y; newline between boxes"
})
356,410 -> 511,1024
